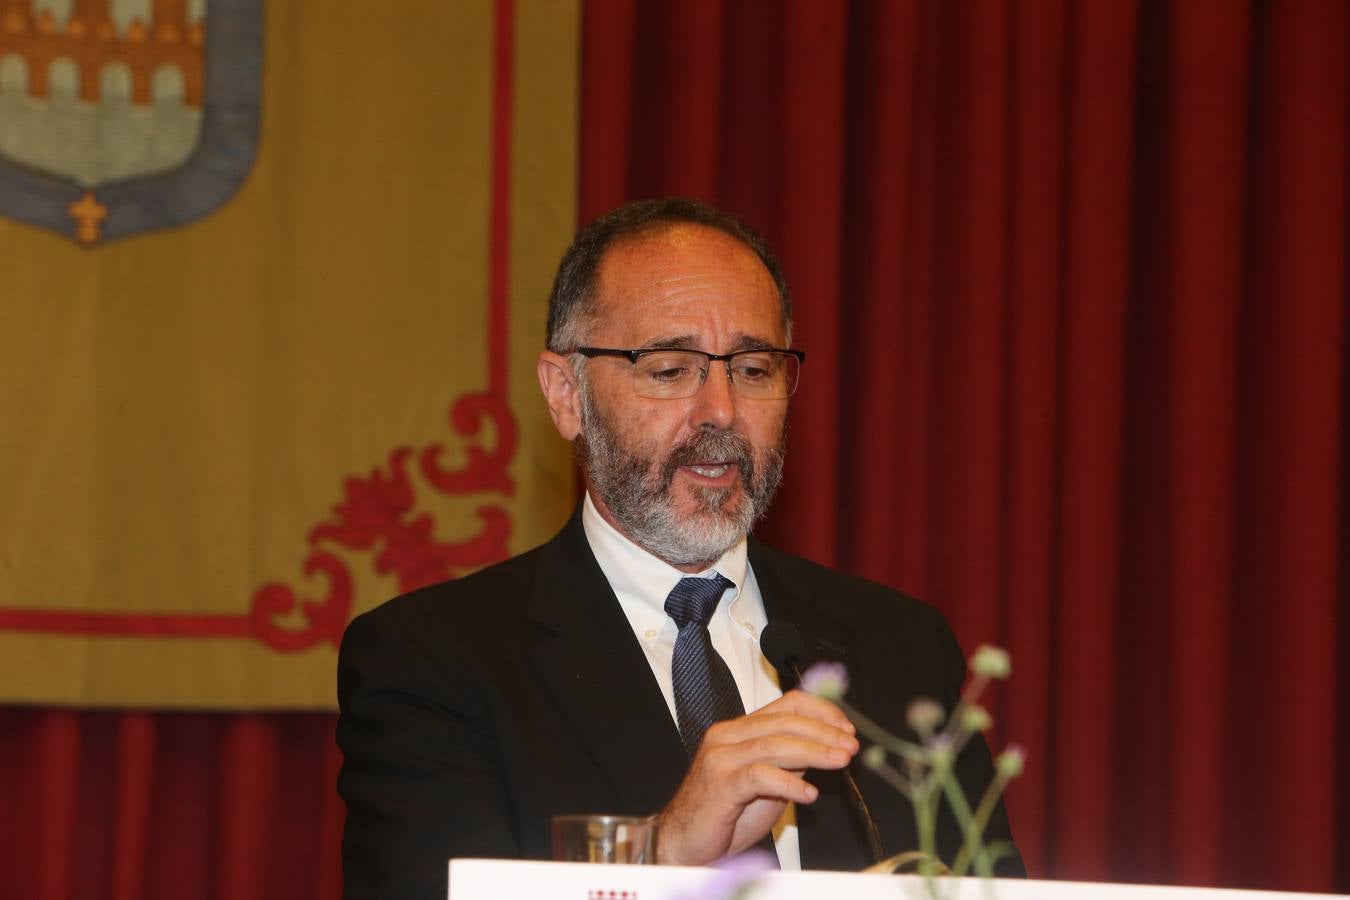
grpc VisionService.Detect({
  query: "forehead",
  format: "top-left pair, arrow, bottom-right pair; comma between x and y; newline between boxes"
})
590,223 -> 786,347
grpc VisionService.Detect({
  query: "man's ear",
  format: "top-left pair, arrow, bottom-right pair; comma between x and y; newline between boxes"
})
537,351 -> 582,441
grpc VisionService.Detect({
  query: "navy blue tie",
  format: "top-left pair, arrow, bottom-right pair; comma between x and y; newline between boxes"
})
665,574 -> 744,757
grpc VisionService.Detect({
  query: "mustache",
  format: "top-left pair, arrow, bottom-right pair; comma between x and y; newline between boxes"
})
659,429 -> 755,488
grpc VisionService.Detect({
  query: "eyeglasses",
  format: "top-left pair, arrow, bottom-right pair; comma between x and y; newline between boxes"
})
571,346 -> 806,400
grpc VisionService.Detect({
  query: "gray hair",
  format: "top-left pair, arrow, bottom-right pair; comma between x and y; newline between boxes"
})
545,198 -> 793,353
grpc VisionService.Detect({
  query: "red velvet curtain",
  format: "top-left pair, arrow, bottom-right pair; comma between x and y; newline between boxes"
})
2,1 -> 1347,896
581,0 -> 1349,890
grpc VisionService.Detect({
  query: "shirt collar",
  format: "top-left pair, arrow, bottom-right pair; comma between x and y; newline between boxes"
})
581,491 -> 748,627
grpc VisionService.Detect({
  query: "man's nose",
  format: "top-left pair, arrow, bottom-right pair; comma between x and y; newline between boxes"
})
689,361 -> 737,430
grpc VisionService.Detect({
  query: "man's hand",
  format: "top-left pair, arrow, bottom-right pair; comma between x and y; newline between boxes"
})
654,690 -> 859,866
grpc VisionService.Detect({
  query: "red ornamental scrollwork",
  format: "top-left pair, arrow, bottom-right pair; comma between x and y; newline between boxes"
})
249,391 -> 518,652
249,552 -> 352,653
421,390 -> 518,495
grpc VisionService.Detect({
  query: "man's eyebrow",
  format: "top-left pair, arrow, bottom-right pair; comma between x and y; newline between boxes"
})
640,335 -> 699,350
730,334 -> 778,351
637,334 -> 781,351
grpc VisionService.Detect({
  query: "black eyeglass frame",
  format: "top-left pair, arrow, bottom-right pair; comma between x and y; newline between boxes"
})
569,345 -> 807,397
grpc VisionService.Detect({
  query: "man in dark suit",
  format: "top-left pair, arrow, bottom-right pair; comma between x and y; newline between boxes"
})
337,199 -> 1020,899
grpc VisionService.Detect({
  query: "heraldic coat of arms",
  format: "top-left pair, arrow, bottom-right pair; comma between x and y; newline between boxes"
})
0,0 -> 261,245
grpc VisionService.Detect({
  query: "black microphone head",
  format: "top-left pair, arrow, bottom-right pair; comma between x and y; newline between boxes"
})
760,620 -> 808,678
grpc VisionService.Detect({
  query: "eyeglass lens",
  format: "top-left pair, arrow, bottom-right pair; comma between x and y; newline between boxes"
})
631,350 -> 800,399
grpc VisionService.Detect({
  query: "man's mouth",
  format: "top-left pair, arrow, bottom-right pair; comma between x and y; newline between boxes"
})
660,430 -> 755,491
683,462 -> 735,480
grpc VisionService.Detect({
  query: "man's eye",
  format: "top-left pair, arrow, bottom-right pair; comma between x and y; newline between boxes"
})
733,356 -> 775,381
647,366 -> 692,383
639,353 -> 703,383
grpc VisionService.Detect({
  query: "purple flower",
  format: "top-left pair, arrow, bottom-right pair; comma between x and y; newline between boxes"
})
714,849 -> 779,873
799,661 -> 849,701
926,733 -> 955,768
668,849 -> 777,900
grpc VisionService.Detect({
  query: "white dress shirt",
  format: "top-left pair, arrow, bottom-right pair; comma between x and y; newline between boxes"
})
581,492 -> 801,868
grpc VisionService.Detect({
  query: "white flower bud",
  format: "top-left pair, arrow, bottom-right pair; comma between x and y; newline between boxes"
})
906,698 -> 946,732
960,705 -> 992,732
996,744 -> 1026,778
970,645 -> 1011,679
862,745 -> 888,770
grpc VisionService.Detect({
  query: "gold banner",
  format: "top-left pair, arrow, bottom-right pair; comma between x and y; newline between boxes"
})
0,0 -> 579,709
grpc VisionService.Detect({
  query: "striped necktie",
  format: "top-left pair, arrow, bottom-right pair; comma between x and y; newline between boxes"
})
664,574 -> 743,756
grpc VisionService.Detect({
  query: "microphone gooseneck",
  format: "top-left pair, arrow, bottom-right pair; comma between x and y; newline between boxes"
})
759,621 -> 885,865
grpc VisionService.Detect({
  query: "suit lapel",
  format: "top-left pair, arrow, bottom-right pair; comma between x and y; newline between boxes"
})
749,539 -> 872,870
749,540 -> 860,696
525,511 -> 689,815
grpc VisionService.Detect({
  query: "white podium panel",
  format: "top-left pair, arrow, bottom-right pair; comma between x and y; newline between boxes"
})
448,859 -> 1346,900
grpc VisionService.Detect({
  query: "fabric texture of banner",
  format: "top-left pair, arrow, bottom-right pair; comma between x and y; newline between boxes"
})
0,0 -> 579,709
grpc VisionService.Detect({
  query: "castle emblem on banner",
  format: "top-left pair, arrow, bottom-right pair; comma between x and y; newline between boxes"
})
0,0 -> 261,245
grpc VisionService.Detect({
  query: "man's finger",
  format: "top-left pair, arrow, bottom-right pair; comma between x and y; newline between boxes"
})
700,732 -> 855,777
728,762 -> 821,805
753,689 -> 856,732
701,710 -> 859,754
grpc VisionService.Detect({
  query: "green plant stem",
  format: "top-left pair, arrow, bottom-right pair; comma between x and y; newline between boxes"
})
837,665 -> 1018,896
914,786 -> 942,900
868,756 -> 944,900
938,675 -> 989,758
950,771 -> 1004,874
951,772 -> 1013,877
938,762 -> 990,878
867,756 -> 916,797
838,699 -> 929,763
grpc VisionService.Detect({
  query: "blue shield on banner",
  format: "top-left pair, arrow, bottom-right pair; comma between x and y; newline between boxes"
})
0,0 -> 261,245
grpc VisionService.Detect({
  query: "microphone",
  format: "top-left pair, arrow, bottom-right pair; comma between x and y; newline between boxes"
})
760,621 -> 885,865
759,621 -> 809,681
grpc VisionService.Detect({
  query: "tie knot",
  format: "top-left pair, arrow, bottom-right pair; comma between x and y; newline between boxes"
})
664,575 -> 734,630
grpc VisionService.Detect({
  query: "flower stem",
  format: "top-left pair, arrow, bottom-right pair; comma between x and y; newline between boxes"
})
915,785 -> 942,899
837,699 -> 928,762
952,771 -> 1012,877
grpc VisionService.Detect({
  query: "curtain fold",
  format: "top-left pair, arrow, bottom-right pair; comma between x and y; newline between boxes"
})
1,1 -> 1346,896
579,0 -> 1347,891
0,710 -> 344,899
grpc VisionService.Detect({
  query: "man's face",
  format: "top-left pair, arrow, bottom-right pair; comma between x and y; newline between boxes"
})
568,224 -> 790,569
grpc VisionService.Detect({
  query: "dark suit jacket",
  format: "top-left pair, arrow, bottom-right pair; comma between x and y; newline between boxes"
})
337,510 -> 1022,900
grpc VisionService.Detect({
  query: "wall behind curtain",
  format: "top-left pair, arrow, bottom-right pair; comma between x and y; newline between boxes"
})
2,1 -> 1347,897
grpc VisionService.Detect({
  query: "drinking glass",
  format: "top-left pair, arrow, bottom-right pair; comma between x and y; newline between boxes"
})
551,814 -> 657,864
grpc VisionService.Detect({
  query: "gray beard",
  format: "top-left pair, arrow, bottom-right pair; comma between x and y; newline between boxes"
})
575,386 -> 785,568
